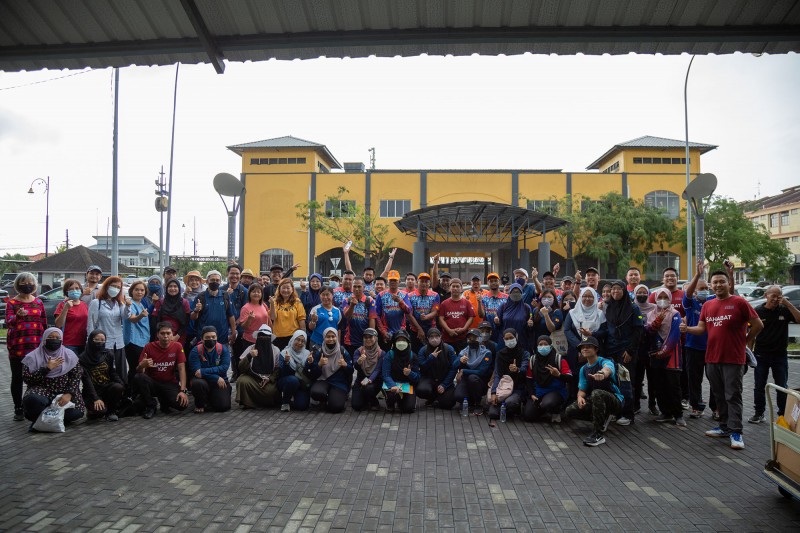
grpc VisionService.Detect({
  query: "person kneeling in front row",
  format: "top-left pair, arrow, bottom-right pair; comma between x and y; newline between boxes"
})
188,326 -> 232,413
565,336 -> 623,447
236,324 -> 281,409
135,322 -> 189,419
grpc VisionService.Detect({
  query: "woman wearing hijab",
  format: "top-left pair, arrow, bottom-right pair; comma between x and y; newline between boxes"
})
563,287 -> 608,402
603,280 -> 644,425
351,328 -> 385,412
79,329 -> 126,421
21,328 -> 85,425
381,330 -> 420,414
277,330 -> 314,412
300,273 -> 324,317
453,329 -> 494,415
307,327 -> 353,413
152,279 -> 191,345
236,325 -> 281,409
87,276 -> 128,384
523,335 -> 573,423
494,283 -> 535,353
415,327 -> 458,410
488,328 -> 530,424
646,288 -> 685,426
633,284 -> 658,416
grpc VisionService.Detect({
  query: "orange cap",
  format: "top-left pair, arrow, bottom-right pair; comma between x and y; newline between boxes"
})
418,272 -> 431,280
487,272 -> 500,280
387,270 -> 401,281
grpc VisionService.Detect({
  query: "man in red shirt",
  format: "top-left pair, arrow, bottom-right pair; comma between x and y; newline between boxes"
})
135,322 -> 189,419
438,278 -> 475,353
681,269 -> 763,450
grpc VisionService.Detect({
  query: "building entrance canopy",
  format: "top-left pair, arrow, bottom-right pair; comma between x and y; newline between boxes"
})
394,201 -> 567,244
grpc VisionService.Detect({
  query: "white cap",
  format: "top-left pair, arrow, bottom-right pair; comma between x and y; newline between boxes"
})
513,268 -> 528,278
256,324 -> 273,337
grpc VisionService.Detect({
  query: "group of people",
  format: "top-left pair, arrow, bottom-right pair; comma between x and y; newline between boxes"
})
5,249 -> 794,449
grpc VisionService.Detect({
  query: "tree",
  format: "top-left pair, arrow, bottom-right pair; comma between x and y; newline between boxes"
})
0,253 -> 30,275
296,186 -> 396,266
680,196 -> 792,282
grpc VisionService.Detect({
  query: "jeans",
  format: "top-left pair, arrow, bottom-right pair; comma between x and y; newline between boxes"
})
278,375 -> 310,410
523,390 -> 564,422
753,353 -> 789,416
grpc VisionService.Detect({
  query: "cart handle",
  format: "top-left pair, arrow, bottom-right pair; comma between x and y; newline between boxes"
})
766,383 -> 800,462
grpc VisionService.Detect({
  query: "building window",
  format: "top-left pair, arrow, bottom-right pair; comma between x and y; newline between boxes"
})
326,200 -> 355,218
602,161 -> 619,173
770,214 -> 779,228
793,236 -> 799,242
792,209 -> 799,215
644,190 -> 680,220
781,211 -> 790,225
251,157 -> 307,165
527,200 -> 559,214
260,248 -> 294,274
633,157 -> 687,165
380,200 -> 411,218
318,163 -> 329,173
646,252 -> 680,281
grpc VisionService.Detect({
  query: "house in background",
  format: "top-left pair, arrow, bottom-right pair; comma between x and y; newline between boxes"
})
89,235 -> 164,272
25,245 -> 135,288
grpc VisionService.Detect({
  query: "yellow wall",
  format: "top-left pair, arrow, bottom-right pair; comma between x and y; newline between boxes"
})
427,172 -> 512,205
370,172 -> 421,252
619,148 -> 703,175
241,148 -> 318,174
314,172 -> 367,258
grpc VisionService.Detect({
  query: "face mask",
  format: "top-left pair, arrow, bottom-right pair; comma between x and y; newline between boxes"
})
480,333 -> 490,342
203,339 -> 216,350
635,294 -> 648,304
428,337 -> 441,347
696,290 -> 710,301
467,339 -> 479,347
93,341 -> 105,350
541,297 -> 554,307
45,339 -> 62,351
207,281 -> 220,291
565,300 -> 576,309
329,281 -> 339,289
509,292 -> 522,302
148,283 -> 160,294
67,290 -> 81,300
515,277 -> 526,286
537,345 -> 552,356
395,340 -> 409,351
657,299 -> 671,310
18,284 -> 35,294
107,287 -> 120,298
504,338 -> 517,349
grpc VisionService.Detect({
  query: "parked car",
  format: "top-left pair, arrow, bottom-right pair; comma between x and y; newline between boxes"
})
745,287 -> 768,301
748,286 -> 800,309
735,285 -> 758,297
37,286 -> 66,327
0,288 -> 8,327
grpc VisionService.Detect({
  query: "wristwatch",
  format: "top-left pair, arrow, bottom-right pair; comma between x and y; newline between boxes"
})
182,389 -> 189,394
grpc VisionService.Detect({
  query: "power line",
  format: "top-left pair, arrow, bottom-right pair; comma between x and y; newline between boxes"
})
0,68 -> 94,91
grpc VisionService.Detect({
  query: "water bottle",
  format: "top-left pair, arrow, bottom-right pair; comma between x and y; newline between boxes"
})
461,397 -> 469,417
344,240 -> 352,252
500,402 -> 507,423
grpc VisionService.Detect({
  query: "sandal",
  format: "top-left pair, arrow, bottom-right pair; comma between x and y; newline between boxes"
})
194,407 -> 205,414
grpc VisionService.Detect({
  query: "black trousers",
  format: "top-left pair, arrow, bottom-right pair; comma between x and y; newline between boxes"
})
453,374 -> 485,408
124,344 -> 143,391
351,381 -> 381,411
634,345 -> 657,410
84,382 -> 125,416
487,390 -> 524,420
385,389 -> 416,413
310,381 -> 348,413
8,356 -> 23,410
523,390 -> 564,422
231,337 -> 250,379
652,367 -> 682,419
134,374 -> 186,412
191,378 -> 232,412
416,377 -> 457,409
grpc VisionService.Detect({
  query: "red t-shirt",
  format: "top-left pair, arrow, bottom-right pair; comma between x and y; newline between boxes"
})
140,341 -> 186,383
54,300 -> 89,348
649,289 -> 685,316
438,297 -> 476,343
699,295 -> 758,365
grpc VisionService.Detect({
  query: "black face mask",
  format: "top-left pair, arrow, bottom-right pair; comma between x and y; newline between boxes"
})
467,340 -> 479,347
203,339 -> 216,350
45,339 -> 62,351
18,284 -> 35,294
636,294 -> 648,304
207,281 -> 220,291
93,341 -> 105,350
564,301 -> 576,309
325,342 -> 337,349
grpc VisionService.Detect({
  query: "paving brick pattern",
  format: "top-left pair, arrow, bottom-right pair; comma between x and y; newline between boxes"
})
1,345 -> 799,532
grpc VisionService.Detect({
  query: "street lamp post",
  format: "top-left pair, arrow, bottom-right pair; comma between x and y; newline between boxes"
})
683,173 -> 718,267
213,173 -> 245,263
684,55 -> 696,280
28,176 -> 50,258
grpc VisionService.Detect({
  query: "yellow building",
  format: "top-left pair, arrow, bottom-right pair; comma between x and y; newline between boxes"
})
743,186 -> 800,283
228,135 -> 716,282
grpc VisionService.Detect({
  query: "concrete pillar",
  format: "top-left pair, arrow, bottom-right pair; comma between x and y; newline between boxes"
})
537,242 -> 551,279
413,241 -> 426,275
519,249 -> 531,273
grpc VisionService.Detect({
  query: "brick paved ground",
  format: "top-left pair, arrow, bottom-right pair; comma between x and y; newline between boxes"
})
1,344 -> 799,532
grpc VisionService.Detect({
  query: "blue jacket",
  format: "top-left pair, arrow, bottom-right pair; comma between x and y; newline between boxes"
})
305,348 -> 353,392
382,350 -> 420,388
563,313 -> 609,358
188,342 -> 231,383
453,345 -> 493,380
353,346 -> 384,385
417,343 -> 457,389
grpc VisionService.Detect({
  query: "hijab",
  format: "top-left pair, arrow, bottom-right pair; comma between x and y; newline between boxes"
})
79,329 -> 110,367
634,284 -> 656,315
531,335 -> 558,387
390,331 -> 413,380
283,330 -> 309,371
569,287 -> 606,333
359,335 -> 382,376
464,339 -> 484,370
605,280 -> 634,326
319,327 -> 343,380
497,328 -> 522,372
424,327 -> 449,378
501,283 -> 529,324
305,273 -> 323,309
160,279 -> 187,329
21,327 -> 79,378
647,287 -> 678,340
147,275 -> 163,298
251,332 -> 276,378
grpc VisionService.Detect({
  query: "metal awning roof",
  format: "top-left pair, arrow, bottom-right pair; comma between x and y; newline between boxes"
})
1,0 -> 799,74
394,201 -> 567,243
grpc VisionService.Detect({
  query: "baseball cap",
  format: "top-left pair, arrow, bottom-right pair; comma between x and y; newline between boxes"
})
418,272 -> 431,280
439,271 -> 452,278
86,265 -> 102,274
513,268 -> 529,278
363,328 -> 378,337
164,265 -> 178,273
269,264 -> 284,272
387,270 -> 401,281
467,328 -> 481,338
471,275 -> 481,281
562,276 -> 575,283
329,274 -> 341,281
577,336 -> 600,349
586,267 -> 600,275
487,272 -> 500,280
479,321 -> 492,330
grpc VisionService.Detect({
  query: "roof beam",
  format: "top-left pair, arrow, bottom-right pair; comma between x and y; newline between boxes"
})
179,0 -> 225,74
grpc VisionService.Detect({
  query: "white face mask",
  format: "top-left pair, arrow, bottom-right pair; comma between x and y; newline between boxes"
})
540,297 -> 554,307
428,337 -> 441,347
395,340 -> 409,351
107,287 -> 120,298
504,338 -> 517,349
657,299 -> 671,310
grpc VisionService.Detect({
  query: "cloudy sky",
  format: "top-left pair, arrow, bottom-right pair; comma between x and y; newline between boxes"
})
0,51 -> 798,258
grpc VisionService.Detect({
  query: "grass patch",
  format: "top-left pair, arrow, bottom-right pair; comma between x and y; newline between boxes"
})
789,342 -> 800,351
0,329 -> 6,339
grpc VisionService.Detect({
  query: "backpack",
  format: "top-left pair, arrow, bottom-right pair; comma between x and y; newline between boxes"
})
198,291 -> 231,317
197,341 -> 223,365
615,363 -> 634,412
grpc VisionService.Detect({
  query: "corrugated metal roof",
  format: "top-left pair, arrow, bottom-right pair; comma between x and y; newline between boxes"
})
742,185 -> 800,212
1,0 -> 798,73
586,135 -> 718,169
227,135 -> 342,169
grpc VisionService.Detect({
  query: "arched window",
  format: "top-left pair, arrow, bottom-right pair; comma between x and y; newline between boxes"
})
647,251 -> 680,281
645,190 -> 680,219
260,248 -> 294,274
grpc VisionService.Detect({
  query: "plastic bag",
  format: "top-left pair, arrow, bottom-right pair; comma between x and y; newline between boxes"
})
745,347 -> 757,369
32,395 -> 74,433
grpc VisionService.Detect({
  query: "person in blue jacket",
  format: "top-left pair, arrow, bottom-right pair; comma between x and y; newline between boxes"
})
277,330 -> 313,412
453,328 -> 493,415
523,335 -> 573,423
307,327 -> 353,413
351,328 -> 384,411
488,328 -> 530,423
187,325 -> 231,413
415,327 -> 458,409
382,330 -> 420,414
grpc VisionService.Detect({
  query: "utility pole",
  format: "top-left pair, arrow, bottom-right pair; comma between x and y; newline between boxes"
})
155,166 -> 168,269
65,229 -> 69,249
369,147 -> 376,170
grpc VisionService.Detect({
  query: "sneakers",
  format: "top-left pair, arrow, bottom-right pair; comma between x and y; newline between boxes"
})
655,415 -> 675,423
280,403 -> 290,412
649,407 -> 660,416
143,407 -> 156,420
681,399 -> 690,410
602,415 -> 613,432
550,413 -> 561,424
13,408 -> 24,421
748,413 -> 765,424
472,407 -> 484,416
689,409 -> 704,419
730,432 -> 745,450
583,432 -> 606,447
105,413 -> 119,422
712,411 -> 721,421
616,416 -> 632,426
705,426 -> 731,438
675,417 -> 687,427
